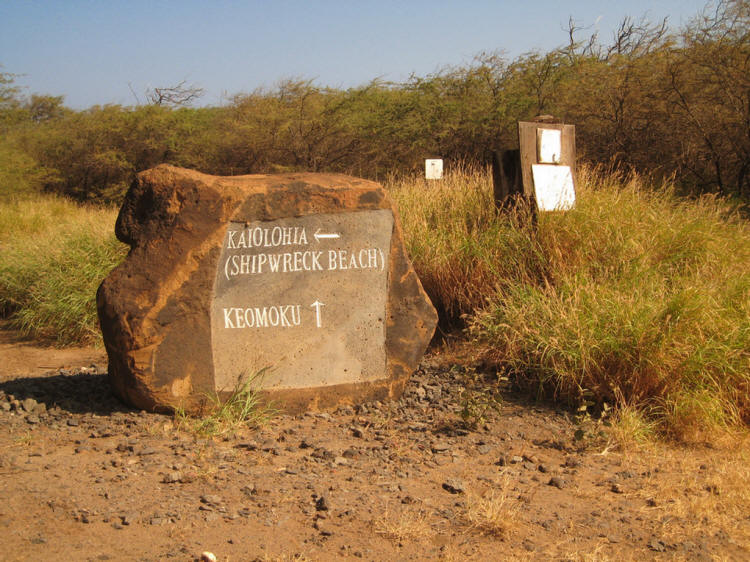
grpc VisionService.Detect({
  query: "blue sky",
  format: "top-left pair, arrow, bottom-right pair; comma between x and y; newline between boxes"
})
1,0 -> 709,109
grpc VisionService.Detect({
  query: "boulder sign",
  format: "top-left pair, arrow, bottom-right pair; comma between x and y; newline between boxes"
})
97,165 -> 437,413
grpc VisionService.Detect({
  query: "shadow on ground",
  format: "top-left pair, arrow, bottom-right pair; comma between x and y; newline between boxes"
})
0,368 -> 134,416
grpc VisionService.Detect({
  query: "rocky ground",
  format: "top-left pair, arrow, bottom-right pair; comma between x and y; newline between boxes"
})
0,333 -> 748,561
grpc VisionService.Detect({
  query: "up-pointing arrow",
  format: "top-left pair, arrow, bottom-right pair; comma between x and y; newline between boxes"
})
310,301 -> 325,328
314,228 -> 340,242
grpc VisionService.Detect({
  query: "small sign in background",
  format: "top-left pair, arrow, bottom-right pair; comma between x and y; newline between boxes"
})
425,159 -> 443,180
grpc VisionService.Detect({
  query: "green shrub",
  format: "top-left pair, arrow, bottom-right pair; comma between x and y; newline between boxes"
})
0,141 -> 50,200
173,369 -> 276,437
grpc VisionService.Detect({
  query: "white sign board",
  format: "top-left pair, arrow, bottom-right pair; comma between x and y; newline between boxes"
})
425,159 -> 443,180
537,129 -> 562,164
531,164 -> 575,211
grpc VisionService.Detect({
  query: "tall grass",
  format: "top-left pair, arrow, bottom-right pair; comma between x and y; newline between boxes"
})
0,194 -> 127,345
388,164 -> 544,325
389,166 -> 750,437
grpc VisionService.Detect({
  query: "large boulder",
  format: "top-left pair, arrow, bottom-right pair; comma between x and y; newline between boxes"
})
97,165 -> 437,413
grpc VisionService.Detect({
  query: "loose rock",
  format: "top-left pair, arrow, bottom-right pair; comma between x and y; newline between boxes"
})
442,479 -> 466,494
548,476 -> 567,489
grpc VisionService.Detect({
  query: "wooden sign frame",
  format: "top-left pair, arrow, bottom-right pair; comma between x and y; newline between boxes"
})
518,121 -> 576,200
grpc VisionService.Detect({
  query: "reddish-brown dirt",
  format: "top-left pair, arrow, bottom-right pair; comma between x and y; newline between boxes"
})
0,327 -> 107,379
1,332 -> 748,561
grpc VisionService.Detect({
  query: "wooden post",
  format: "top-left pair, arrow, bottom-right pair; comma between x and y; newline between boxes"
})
491,149 -> 523,210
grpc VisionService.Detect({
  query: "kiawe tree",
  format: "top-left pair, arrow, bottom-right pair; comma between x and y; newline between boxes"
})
145,80 -> 205,108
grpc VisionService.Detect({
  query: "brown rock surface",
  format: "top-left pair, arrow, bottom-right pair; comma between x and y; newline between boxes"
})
97,165 -> 436,413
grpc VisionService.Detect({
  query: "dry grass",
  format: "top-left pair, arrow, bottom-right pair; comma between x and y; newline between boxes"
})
605,404 -> 659,450
555,544 -> 635,562
461,476 -> 519,538
633,438 -> 750,547
374,505 -> 432,543
564,434 -> 750,558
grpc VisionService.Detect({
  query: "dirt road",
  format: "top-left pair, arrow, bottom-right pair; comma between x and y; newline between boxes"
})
0,334 -> 747,561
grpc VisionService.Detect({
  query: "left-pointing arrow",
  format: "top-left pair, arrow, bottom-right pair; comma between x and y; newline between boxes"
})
314,228 -> 340,242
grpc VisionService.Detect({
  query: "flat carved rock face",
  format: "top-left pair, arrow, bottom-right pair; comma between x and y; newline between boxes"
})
212,210 -> 393,391
97,165 -> 437,413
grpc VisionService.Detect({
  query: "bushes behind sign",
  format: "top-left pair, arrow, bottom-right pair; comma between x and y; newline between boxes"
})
391,164 -> 749,438
1,1 -> 748,203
